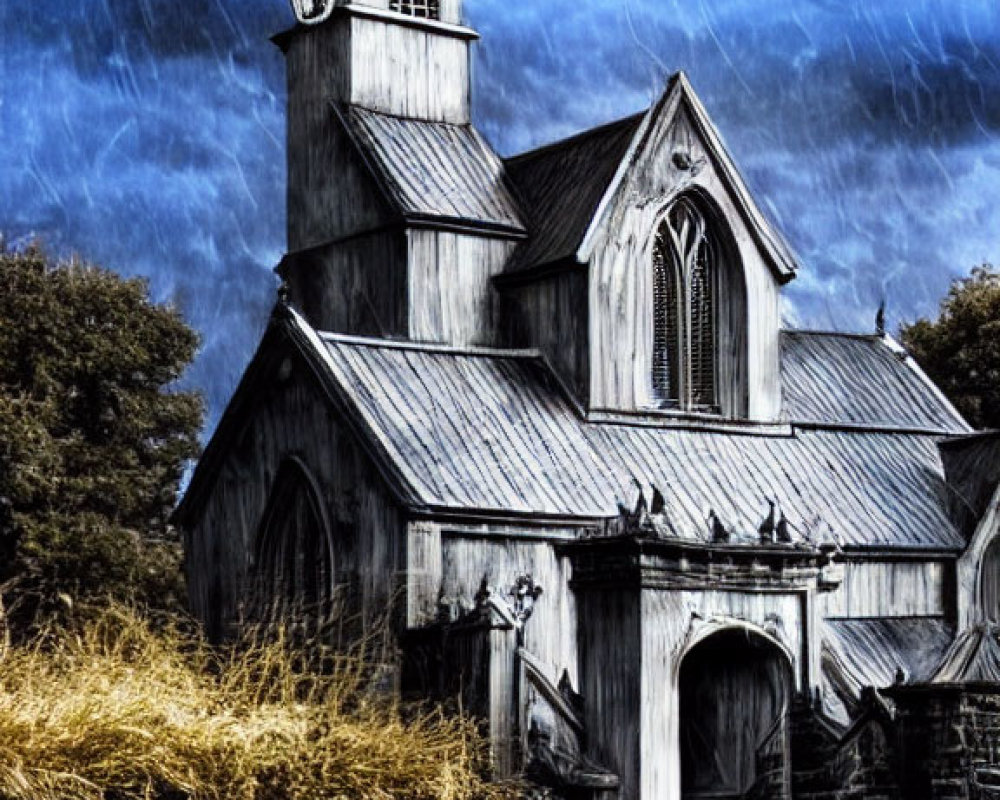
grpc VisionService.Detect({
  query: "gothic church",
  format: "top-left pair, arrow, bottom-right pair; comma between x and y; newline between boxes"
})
176,2 -> 1000,797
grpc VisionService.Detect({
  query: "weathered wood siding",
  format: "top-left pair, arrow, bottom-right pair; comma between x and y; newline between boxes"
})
435,530 -> 579,682
284,22 -> 392,251
350,15 -> 469,123
408,231 -> 516,345
577,588 -> 642,800
184,357 -> 406,639
498,269 -> 590,403
817,559 -> 949,619
283,231 -> 409,337
588,99 -> 782,420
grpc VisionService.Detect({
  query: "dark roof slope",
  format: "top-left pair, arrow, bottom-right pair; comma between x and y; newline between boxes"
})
781,331 -> 970,433
338,105 -> 526,233
923,624 -> 1000,684
503,113 -> 644,272
300,318 -> 965,550
825,618 -> 955,690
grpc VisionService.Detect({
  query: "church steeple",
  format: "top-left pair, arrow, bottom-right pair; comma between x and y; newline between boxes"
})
276,0 -> 478,252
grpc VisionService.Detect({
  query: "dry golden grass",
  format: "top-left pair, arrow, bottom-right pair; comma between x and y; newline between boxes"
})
0,606 -> 516,800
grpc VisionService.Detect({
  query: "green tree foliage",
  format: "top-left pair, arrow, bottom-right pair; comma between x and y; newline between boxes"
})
900,264 -> 1000,430
0,245 -> 203,628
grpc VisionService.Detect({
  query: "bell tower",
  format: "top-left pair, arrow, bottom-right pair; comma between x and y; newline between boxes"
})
274,0 -> 522,348
277,0 -> 476,252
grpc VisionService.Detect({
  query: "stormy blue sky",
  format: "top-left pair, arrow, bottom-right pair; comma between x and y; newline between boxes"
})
1,0 -> 998,436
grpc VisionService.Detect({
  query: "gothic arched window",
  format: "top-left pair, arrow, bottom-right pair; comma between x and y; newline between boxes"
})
252,457 -> 335,623
652,196 -> 719,411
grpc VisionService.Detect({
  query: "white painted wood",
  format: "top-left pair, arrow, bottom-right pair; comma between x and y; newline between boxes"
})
350,15 -> 469,123
817,560 -> 948,619
439,534 -> 578,686
408,231 -> 516,345
586,96 -> 783,420
957,482 -> 1000,628
405,520 -> 442,627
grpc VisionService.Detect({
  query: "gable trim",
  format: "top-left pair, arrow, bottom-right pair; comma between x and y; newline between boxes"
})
172,306 -> 425,530
576,72 -> 798,284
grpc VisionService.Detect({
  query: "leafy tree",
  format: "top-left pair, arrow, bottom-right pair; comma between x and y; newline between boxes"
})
900,264 -> 1000,430
0,244 -> 203,630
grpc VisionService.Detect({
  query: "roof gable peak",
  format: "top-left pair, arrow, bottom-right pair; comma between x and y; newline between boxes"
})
575,71 -> 799,284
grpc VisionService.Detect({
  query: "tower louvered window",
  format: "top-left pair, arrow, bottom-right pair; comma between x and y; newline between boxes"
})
652,196 -> 718,411
390,0 -> 440,19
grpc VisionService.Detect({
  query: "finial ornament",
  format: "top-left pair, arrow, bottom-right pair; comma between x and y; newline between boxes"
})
289,0 -> 336,25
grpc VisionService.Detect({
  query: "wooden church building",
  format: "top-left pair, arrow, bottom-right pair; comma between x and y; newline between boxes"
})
175,1 -> 1000,797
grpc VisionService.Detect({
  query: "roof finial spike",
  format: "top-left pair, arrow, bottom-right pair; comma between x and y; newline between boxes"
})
650,487 -> 666,516
709,510 -> 729,544
758,498 -> 776,544
876,298 -> 886,336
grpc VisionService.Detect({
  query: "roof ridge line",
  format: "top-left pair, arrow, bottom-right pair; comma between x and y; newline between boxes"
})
780,328 -> 885,341
781,328 -> 881,340
317,331 -> 544,359
504,110 -> 647,165
345,102 -> 475,128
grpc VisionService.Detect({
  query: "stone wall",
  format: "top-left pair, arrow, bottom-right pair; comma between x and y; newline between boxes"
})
891,688 -> 1000,800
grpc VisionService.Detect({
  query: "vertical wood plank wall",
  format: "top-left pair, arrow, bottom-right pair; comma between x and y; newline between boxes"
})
577,589 -> 643,800
349,16 -> 470,123
184,359 -> 405,639
285,23 -> 392,251
435,533 -> 579,685
286,232 -> 409,337
588,101 -> 782,420
498,270 -> 591,404
408,231 -> 517,345
817,560 -> 948,619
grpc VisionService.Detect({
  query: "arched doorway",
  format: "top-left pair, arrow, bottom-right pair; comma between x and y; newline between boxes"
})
679,627 -> 792,800
981,537 -> 1000,623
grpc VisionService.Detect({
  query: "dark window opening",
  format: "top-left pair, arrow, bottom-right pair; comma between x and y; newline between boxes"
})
252,458 -> 335,626
390,0 -> 440,19
652,196 -> 719,412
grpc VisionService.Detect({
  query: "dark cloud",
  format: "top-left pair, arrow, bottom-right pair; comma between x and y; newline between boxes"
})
1,0 -> 998,438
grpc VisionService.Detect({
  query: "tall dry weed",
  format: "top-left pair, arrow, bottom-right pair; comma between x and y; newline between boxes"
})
0,605 -> 515,800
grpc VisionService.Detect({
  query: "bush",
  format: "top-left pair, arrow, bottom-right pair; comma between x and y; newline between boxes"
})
0,605 -> 515,800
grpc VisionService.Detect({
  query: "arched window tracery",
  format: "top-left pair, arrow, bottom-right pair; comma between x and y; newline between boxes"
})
652,195 -> 719,411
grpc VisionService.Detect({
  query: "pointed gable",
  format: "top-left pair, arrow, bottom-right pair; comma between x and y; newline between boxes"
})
578,72 -> 798,283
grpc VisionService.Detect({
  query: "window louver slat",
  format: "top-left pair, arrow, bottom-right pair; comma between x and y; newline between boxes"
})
390,0 -> 440,19
689,238 -> 716,408
652,225 -> 681,405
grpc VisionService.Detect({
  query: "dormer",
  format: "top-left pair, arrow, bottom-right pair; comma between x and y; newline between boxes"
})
498,73 -> 798,423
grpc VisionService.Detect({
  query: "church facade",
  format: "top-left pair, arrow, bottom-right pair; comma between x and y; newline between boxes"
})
175,2 -> 1000,798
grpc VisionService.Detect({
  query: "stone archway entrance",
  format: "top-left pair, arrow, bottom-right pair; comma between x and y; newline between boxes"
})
679,627 -> 792,800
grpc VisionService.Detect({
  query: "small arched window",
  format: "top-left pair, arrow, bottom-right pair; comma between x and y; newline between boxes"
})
652,196 -> 720,411
252,457 -> 335,623
390,0 -> 440,19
